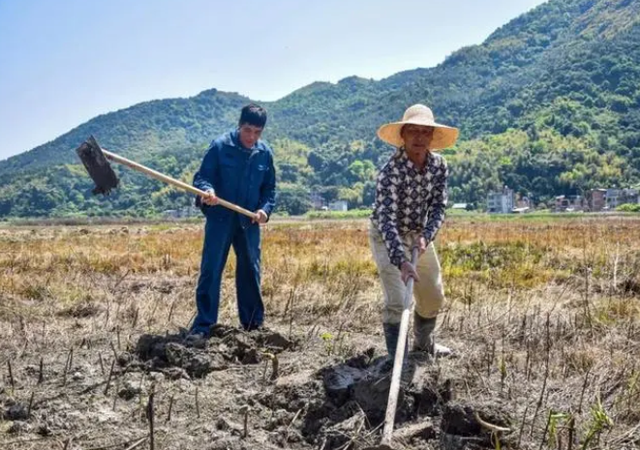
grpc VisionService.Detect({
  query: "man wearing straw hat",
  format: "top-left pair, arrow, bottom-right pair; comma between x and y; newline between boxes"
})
369,104 -> 458,361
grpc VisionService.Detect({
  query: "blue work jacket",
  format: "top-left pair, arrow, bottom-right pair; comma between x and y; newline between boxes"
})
193,130 -> 276,226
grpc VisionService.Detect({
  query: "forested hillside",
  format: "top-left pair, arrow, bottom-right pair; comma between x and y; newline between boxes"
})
1,0 -> 639,217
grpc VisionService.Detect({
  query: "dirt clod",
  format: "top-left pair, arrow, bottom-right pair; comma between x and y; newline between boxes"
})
441,400 -> 513,448
4,403 -> 29,421
133,326 -> 292,379
118,381 -> 142,400
8,421 -> 31,434
215,416 -> 244,435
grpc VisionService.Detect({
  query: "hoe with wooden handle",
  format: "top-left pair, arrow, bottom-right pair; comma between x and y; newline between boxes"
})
74,135 -> 258,220
365,244 -> 419,450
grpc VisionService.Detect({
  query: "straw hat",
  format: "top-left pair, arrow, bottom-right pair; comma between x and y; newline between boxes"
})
376,104 -> 459,151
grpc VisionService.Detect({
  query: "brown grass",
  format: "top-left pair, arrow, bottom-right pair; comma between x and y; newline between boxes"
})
1,216 -> 640,449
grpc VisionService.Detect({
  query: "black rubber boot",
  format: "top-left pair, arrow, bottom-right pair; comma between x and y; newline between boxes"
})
412,313 -> 452,357
383,322 -> 411,368
383,322 -> 402,358
382,322 -> 413,383
413,312 -> 436,353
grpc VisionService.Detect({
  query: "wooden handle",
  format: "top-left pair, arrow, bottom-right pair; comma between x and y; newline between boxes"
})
101,149 -> 259,220
381,245 -> 420,445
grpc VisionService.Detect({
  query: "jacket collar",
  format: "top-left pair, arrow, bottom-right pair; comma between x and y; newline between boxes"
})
221,129 -> 267,153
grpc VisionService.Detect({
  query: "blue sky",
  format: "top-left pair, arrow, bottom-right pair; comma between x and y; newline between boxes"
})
0,0 -> 547,161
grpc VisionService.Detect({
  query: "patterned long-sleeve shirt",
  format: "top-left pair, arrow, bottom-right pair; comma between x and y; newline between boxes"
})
370,148 -> 448,268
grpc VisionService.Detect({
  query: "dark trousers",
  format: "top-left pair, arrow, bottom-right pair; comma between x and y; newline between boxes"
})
192,215 -> 264,333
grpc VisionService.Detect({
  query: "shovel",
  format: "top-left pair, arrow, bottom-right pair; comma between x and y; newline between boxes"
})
74,135 -> 258,220
365,244 -> 420,450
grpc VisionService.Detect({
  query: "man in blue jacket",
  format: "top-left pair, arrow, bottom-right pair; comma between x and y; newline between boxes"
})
189,104 -> 276,336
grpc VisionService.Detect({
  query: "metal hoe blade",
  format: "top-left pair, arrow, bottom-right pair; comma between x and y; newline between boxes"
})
75,135 -> 119,195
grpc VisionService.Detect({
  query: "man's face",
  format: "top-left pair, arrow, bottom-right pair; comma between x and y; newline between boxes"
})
402,125 -> 434,154
238,123 -> 263,149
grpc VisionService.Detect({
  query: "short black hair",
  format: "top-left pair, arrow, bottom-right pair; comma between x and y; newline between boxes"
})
239,103 -> 267,128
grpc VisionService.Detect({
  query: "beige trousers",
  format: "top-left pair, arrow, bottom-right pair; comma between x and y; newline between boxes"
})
369,224 -> 445,324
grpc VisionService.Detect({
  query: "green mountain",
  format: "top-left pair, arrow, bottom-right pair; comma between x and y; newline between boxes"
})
2,0 -> 640,217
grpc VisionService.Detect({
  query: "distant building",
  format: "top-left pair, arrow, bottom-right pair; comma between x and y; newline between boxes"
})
606,188 -> 620,209
555,195 -> 584,212
583,188 -> 639,211
328,200 -> 349,212
162,206 -> 199,219
620,188 -> 639,206
451,203 -> 469,210
604,188 -> 638,210
163,209 -> 180,219
586,189 -> 607,212
487,187 -> 514,214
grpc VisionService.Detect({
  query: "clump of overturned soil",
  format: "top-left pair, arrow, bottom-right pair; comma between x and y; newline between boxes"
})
131,324 -> 295,379
248,350 -> 512,449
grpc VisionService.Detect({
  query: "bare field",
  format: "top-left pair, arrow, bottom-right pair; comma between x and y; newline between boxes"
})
1,217 -> 640,449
